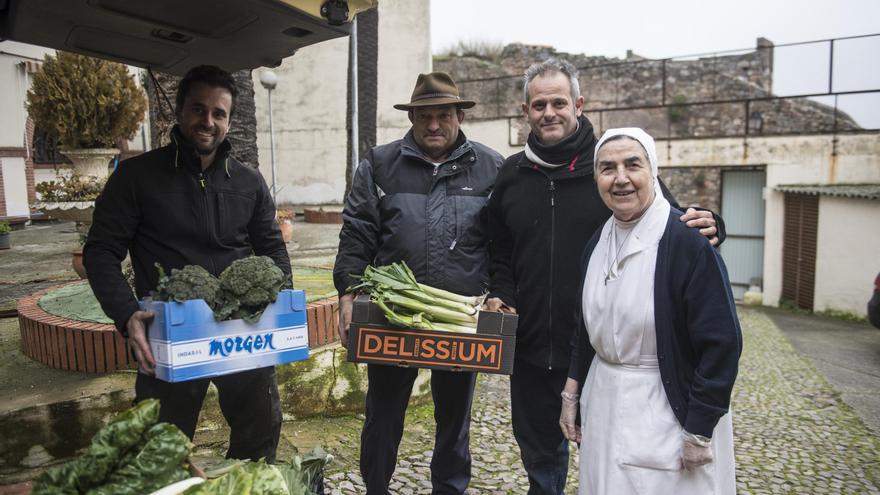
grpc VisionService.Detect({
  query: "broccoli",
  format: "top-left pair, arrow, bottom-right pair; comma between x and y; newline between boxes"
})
214,256 -> 286,323
150,257 -> 287,323
151,263 -> 220,308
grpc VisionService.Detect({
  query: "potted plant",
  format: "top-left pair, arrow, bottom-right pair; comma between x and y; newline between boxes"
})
276,208 -> 295,243
27,51 -> 146,226
0,221 -> 11,250
27,51 -> 146,180
34,174 -> 106,224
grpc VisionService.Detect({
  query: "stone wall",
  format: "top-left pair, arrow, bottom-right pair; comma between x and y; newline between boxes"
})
436,38 -> 859,139
660,166 -> 722,212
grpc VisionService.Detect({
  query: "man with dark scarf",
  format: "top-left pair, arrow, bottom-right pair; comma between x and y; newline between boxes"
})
484,58 -> 724,494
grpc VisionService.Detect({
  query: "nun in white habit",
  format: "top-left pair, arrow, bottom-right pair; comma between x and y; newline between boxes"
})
559,128 -> 741,495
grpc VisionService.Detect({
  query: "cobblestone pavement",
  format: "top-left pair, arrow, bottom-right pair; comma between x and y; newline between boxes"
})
311,307 -> 880,494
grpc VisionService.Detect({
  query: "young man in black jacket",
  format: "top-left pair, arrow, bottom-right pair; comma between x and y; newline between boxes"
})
484,58 -> 724,494
84,65 -> 291,462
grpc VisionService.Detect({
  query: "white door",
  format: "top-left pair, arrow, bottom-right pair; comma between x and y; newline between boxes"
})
720,170 -> 766,300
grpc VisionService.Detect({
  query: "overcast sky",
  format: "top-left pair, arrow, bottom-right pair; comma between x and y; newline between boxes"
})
430,0 -> 880,60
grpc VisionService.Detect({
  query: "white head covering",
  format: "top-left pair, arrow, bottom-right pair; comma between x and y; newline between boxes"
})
593,127 -> 662,197
582,127 -> 671,366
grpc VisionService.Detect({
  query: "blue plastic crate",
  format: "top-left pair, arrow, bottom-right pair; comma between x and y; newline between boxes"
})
140,289 -> 309,382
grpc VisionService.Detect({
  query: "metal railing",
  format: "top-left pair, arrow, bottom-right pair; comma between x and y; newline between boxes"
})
453,34 -> 880,140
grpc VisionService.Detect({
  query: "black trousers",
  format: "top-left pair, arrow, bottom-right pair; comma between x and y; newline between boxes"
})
510,359 -> 570,495
135,366 -> 282,462
360,364 -> 476,495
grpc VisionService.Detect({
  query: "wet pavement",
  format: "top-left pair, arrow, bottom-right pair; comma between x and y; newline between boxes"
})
1,220 -> 880,493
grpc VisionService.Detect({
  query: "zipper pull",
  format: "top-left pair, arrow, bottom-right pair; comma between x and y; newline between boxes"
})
433,164 -> 440,177
449,238 -> 457,250
199,172 -> 206,190
549,180 -> 555,207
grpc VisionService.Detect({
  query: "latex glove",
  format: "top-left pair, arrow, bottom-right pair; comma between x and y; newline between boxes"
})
559,378 -> 581,443
679,208 -> 719,246
482,297 -> 516,314
681,430 -> 713,470
126,310 -> 156,375
338,293 -> 354,350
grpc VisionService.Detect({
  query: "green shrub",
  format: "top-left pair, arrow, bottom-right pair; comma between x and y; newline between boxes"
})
26,51 -> 146,149
0,222 -> 10,235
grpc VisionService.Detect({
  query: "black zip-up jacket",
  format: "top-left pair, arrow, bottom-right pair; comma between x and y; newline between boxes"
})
84,127 -> 291,334
334,130 -> 503,297
487,121 -> 724,370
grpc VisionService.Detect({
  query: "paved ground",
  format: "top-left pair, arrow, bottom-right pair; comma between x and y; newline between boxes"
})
308,307 -> 880,494
2,220 -> 880,493
767,307 -> 880,435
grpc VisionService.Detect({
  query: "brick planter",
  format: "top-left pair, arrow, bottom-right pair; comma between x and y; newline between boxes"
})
306,296 -> 340,347
303,208 -> 343,224
17,283 -> 135,373
16,286 -> 341,373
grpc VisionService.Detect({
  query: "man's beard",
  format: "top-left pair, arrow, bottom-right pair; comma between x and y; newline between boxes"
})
196,145 -> 216,156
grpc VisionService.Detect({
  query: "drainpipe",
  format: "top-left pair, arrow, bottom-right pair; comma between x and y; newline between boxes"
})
350,16 -> 359,183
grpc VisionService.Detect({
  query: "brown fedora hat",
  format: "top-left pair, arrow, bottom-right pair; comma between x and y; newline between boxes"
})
394,72 -> 476,110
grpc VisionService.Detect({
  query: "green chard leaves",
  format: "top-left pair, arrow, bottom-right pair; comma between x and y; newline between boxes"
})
32,399 -> 192,495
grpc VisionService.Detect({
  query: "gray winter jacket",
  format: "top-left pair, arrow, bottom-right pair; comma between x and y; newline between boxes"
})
333,130 -> 503,297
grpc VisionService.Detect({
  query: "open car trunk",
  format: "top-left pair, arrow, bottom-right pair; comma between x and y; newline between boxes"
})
0,0 -> 376,74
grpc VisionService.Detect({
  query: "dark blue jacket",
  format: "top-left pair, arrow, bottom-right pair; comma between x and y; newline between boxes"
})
334,130 -> 503,297
569,207 -> 742,438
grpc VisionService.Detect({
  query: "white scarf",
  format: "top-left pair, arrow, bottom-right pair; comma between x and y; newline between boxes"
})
582,128 -> 670,364
523,120 -> 581,169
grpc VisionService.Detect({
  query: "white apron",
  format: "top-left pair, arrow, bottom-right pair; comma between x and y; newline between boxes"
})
578,355 -> 736,494
577,192 -> 735,495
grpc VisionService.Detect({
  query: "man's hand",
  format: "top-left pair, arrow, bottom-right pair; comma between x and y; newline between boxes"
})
338,293 -> 355,350
559,377 -> 581,444
680,208 -> 719,246
126,310 -> 156,375
681,431 -> 713,470
482,297 -> 516,314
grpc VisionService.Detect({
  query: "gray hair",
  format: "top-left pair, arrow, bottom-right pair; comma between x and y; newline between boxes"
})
522,58 -> 581,104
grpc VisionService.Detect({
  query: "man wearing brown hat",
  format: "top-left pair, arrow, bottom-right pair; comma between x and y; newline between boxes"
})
334,72 -> 503,494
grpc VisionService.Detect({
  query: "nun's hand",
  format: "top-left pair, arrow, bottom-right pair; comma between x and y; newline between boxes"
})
681,431 -> 713,470
559,378 -> 581,444
680,208 -> 719,246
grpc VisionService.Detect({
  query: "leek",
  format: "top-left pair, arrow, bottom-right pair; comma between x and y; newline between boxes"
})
349,261 -> 484,333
